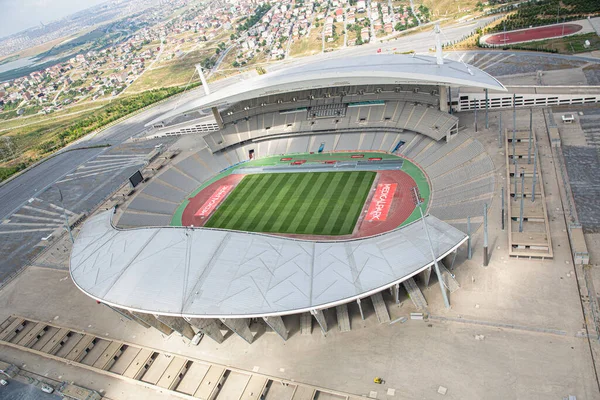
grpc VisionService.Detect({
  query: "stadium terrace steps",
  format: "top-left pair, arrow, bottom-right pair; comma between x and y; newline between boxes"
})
128,197 -> 178,215
118,130 -> 494,234
432,177 -> 495,206
143,181 -> 190,203
431,155 -> 495,191
199,100 -> 457,153
118,212 -> 173,228
430,199 -> 491,221
425,140 -> 487,178
416,134 -> 470,167
402,135 -> 428,159
175,157 -> 212,183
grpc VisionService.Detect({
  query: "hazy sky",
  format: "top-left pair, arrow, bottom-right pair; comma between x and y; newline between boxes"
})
0,0 -> 107,38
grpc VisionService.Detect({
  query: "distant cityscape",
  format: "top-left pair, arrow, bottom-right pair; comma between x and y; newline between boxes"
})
0,0 -> 431,116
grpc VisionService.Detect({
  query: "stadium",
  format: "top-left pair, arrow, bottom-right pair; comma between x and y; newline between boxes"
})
70,53 -> 506,344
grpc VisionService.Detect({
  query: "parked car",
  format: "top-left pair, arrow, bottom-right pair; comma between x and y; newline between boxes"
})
41,384 -> 54,393
0,379 -> 8,386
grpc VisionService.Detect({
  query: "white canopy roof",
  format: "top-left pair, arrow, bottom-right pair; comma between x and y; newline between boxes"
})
70,210 -> 467,318
149,54 -> 506,126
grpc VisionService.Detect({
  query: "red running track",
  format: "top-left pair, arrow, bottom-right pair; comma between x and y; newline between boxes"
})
485,24 -> 582,45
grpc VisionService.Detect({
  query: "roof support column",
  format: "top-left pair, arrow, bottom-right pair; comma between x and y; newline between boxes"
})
187,318 -> 226,344
195,64 -> 210,96
212,107 -> 224,129
310,309 -> 328,335
371,292 -> 391,323
155,315 -> 196,340
263,316 -> 289,341
104,305 -> 151,329
439,86 -> 449,113
335,304 -> 351,332
393,283 -> 400,304
420,266 -> 432,287
131,312 -> 173,336
220,318 -> 255,344
300,313 -> 312,335
357,298 -> 365,320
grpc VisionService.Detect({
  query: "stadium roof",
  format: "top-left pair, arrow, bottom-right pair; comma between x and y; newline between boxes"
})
149,54 -> 506,125
70,210 -> 467,318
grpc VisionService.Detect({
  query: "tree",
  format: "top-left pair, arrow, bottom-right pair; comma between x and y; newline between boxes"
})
232,61 -> 240,67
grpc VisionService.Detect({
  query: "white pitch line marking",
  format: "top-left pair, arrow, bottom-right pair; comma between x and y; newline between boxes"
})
56,164 -> 139,184
21,205 -> 62,217
82,159 -> 144,168
0,228 -> 56,234
46,203 -> 77,216
2,222 -> 61,227
480,54 -> 515,71
66,163 -> 140,178
476,53 -> 506,70
12,214 -> 64,223
86,155 -> 146,162
96,154 -> 147,158
76,160 -> 142,171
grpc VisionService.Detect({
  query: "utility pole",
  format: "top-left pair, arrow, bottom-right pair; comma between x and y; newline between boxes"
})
467,216 -> 472,260
512,94 -> 516,159
56,186 -> 74,244
501,186 -> 505,231
483,203 -> 489,267
519,168 -> 525,233
485,89 -> 489,129
513,158 -> 518,202
528,109 -> 533,164
531,145 -> 538,202
498,112 -> 502,148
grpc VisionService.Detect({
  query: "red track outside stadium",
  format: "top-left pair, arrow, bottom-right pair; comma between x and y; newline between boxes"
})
484,24 -> 582,45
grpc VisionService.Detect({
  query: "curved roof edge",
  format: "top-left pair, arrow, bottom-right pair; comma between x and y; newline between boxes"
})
70,210 -> 467,319
148,54 -> 506,126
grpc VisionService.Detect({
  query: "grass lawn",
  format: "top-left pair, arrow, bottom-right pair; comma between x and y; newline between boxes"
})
504,33 -> 600,54
289,25 -> 323,57
204,171 -> 376,235
125,48 -> 213,93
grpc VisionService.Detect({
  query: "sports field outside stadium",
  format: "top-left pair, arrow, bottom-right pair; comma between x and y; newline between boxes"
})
204,171 -> 375,235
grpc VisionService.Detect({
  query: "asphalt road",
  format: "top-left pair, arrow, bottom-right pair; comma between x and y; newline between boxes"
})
0,87 -> 205,222
0,380 -> 59,400
0,148 -> 104,221
0,86 -> 205,282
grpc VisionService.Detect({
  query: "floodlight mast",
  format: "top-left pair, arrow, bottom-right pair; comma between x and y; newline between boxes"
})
412,187 -> 450,308
56,186 -> 74,244
195,64 -> 211,96
434,24 -> 444,66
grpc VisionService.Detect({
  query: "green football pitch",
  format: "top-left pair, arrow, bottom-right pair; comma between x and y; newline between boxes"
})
204,171 -> 376,236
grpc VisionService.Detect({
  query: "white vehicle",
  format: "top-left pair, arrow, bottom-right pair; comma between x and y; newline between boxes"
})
0,379 -> 8,386
191,332 -> 204,346
41,384 -> 54,393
